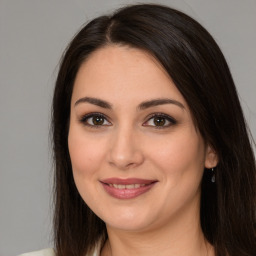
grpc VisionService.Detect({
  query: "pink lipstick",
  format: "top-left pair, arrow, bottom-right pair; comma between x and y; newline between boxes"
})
100,178 -> 157,199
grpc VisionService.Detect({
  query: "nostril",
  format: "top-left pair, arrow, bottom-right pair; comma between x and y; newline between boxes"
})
107,148 -> 144,169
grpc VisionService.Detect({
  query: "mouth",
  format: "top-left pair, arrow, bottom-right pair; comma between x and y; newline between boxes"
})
100,178 -> 157,199
108,183 -> 147,189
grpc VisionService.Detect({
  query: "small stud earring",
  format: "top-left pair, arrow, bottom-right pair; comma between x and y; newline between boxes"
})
211,167 -> 216,183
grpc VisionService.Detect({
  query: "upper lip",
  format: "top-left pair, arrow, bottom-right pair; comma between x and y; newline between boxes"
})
100,178 -> 157,185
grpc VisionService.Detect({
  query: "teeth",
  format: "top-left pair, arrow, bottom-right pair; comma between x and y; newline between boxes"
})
126,184 -> 135,189
109,184 -> 146,189
117,184 -> 125,189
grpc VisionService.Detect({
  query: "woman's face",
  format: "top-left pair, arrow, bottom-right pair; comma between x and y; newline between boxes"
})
68,45 -> 217,232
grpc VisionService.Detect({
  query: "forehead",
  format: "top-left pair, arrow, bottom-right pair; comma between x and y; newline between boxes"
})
71,45 -> 186,107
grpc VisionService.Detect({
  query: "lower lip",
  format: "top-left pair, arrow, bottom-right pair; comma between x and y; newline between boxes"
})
101,182 -> 156,199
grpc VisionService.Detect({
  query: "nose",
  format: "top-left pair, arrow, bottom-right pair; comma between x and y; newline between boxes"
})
107,126 -> 144,170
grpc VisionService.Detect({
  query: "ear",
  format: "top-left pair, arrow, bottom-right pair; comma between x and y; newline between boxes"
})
204,145 -> 218,168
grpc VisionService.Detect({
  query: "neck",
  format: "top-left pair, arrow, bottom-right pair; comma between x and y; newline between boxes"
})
101,201 -> 214,256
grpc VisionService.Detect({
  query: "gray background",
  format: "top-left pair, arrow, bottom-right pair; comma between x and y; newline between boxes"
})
0,0 -> 255,255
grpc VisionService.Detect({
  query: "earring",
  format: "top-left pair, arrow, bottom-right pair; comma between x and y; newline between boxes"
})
211,167 -> 216,183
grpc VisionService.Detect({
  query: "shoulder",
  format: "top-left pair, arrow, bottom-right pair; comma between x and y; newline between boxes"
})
18,247 -> 99,256
18,248 -> 55,256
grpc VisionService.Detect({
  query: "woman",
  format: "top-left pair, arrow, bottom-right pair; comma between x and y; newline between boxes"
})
21,4 -> 256,256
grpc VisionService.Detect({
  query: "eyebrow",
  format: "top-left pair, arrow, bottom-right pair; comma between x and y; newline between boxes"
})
74,97 -> 112,109
138,98 -> 185,110
74,97 -> 184,110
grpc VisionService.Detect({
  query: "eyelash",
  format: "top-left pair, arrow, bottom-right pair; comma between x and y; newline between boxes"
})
143,113 -> 177,129
79,112 -> 177,129
79,112 -> 111,128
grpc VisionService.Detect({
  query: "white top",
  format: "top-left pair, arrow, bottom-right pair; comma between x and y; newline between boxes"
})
18,247 -> 100,256
18,249 -> 55,256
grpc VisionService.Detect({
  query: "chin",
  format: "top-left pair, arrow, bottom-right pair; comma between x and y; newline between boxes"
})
99,208 -> 157,232
106,219 -> 152,232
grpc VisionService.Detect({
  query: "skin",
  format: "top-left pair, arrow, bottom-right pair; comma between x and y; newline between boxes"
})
68,45 -> 218,256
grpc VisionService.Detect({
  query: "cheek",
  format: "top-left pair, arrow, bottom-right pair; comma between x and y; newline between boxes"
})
68,127 -> 105,179
147,129 -> 206,182
68,128 -> 107,208
148,130 -> 205,214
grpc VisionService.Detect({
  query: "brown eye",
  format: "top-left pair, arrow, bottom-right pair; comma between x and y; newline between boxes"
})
143,113 -> 177,128
153,117 -> 166,126
92,116 -> 104,125
80,113 -> 111,127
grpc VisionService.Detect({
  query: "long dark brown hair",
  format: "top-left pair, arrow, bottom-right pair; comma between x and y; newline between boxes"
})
52,4 -> 256,256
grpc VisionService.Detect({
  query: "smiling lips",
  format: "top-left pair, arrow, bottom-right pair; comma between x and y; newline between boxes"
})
100,178 -> 157,199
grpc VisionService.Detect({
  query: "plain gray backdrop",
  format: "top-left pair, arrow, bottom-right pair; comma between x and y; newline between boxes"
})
0,0 -> 255,255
